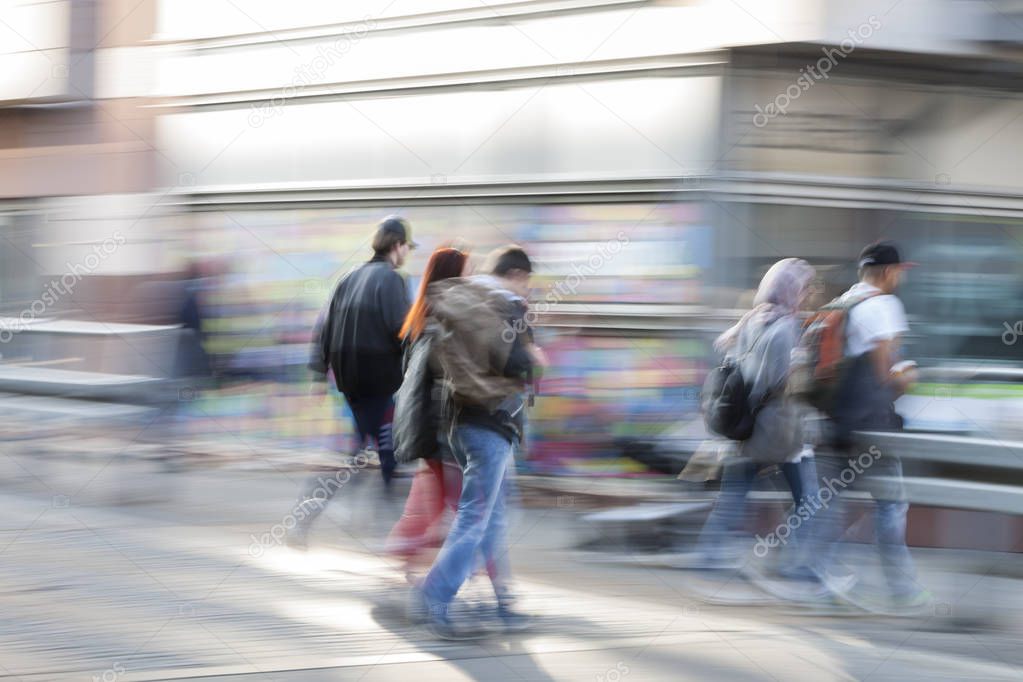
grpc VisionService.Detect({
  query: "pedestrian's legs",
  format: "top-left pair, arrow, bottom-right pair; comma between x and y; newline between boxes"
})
377,400 -> 396,486
344,395 -> 371,453
346,394 -> 397,488
479,453 -> 514,606
387,460 -> 445,558
797,457 -> 819,504
696,457 -> 759,564
875,500 -> 919,597
418,457 -> 462,560
856,449 -> 919,598
440,458 -> 463,513
806,455 -> 851,579
288,391 -> 368,545
779,457 -> 819,569
287,468 -> 353,544
779,462 -> 804,507
421,425 -> 514,611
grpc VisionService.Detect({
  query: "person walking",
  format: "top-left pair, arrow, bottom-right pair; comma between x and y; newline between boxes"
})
387,246 -> 469,579
695,258 -> 820,570
287,216 -> 415,549
411,245 -> 546,638
810,241 -> 930,610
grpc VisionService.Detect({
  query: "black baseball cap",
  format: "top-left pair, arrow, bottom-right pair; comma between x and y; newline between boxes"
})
858,241 -> 915,269
377,215 -> 418,249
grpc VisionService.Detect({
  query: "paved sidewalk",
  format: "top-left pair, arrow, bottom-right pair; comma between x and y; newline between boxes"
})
0,444 -> 1021,681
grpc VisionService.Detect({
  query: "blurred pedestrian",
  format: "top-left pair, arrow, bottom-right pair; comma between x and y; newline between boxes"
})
696,258 -> 819,569
175,260 -> 214,382
411,245 -> 546,639
387,246 -> 469,580
287,216 -> 415,549
137,259 -> 217,456
810,241 -> 930,610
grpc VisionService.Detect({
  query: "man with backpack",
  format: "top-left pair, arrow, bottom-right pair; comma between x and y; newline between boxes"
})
805,241 -> 930,610
410,245 -> 546,639
287,216 -> 415,549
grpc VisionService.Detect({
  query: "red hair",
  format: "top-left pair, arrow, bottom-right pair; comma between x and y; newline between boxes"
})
399,247 -> 468,341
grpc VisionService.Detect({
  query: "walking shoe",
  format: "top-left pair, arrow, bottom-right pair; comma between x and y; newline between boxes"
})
427,611 -> 486,640
812,568 -> 858,600
490,604 -> 534,633
891,588 -> 934,613
409,589 -> 485,639
824,573 -> 858,598
777,564 -> 818,582
406,586 -> 429,625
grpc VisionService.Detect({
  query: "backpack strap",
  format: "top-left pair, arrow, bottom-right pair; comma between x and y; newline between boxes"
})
838,291 -> 882,344
734,317 -> 781,413
822,290 -> 881,312
733,316 -> 777,362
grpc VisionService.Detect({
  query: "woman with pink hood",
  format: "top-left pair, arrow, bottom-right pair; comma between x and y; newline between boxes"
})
695,258 -> 819,570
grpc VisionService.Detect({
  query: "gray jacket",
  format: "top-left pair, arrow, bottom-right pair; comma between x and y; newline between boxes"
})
733,315 -> 803,464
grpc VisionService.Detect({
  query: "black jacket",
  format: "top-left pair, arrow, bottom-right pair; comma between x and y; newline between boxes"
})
309,257 -> 410,398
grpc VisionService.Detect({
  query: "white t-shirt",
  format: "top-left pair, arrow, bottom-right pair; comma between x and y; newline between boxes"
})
841,282 -> 908,358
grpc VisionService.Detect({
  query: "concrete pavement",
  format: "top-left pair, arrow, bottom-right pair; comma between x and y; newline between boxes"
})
0,443 -> 1020,681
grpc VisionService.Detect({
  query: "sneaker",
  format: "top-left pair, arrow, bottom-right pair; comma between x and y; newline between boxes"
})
892,588 -> 933,613
427,610 -> 486,640
406,587 -> 428,625
812,568 -> 858,599
491,604 -> 534,633
777,564 -> 818,582
409,589 -> 486,639
744,565 -> 830,604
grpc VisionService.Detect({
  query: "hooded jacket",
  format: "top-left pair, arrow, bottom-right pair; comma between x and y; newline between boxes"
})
309,256 -> 410,397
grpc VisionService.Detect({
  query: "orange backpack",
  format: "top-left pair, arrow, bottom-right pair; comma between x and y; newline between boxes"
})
788,293 -> 878,413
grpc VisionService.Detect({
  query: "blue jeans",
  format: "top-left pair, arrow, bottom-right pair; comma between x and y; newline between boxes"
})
812,453 -> 918,596
421,423 -> 514,610
698,457 -> 819,563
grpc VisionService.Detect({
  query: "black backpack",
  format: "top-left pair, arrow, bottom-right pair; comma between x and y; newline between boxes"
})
701,322 -> 773,441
